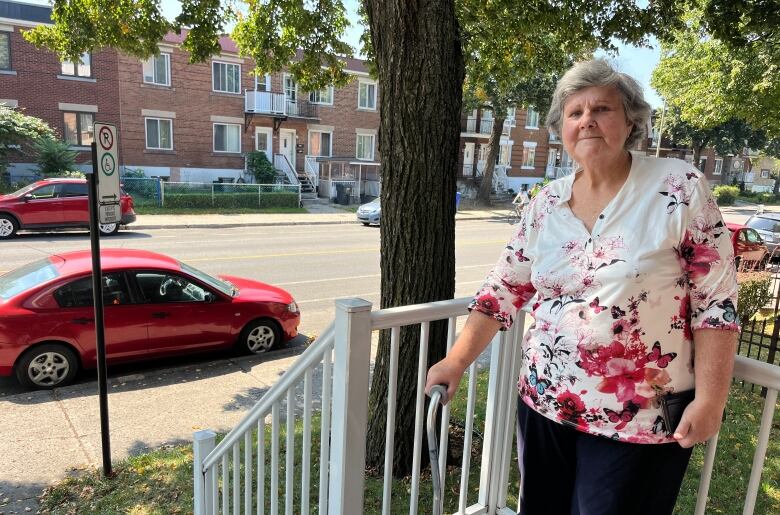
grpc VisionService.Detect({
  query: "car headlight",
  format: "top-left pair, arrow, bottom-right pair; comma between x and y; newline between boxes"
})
287,301 -> 299,313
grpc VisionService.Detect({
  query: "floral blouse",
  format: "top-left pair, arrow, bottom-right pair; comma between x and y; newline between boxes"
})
470,155 -> 739,443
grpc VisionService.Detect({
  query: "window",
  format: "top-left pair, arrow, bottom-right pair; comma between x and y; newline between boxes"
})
28,184 -> 58,199
0,32 -> 10,70
255,74 -> 271,92
54,274 -> 129,308
309,86 -> 334,105
61,53 -> 91,77
506,107 -> 516,121
714,158 -> 723,175
63,112 -> 95,146
698,156 -> 707,171
212,62 -> 241,94
134,272 -> 211,303
356,133 -> 375,161
60,183 -> 88,197
255,127 -> 272,160
358,80 -> 377,110
213,123 -> 241,153
522,142 -> 536,168
309,131 -> 332,157
761,169 -> 771,179
284,74 -> 297,101
145,118 -> 173,150
142,53 -> 170,86
496,144 -> 511,166
526,107 -> 539,128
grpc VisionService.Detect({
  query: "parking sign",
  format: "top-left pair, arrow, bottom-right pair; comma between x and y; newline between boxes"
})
94,123 -> 120,224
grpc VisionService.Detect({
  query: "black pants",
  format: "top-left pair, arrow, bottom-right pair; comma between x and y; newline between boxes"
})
516,399 -> 693,515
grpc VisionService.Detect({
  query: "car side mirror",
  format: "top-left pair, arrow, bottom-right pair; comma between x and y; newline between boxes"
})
23,193 -> 32,202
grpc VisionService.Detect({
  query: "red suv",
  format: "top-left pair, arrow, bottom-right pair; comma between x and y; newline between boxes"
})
0,178 -> 136,239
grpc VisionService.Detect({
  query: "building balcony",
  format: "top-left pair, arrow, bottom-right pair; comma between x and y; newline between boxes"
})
244,90 -> 319,119
461,117 -> 512,136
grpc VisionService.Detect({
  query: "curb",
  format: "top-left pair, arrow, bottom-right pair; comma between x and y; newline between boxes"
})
129,214 -> 506,230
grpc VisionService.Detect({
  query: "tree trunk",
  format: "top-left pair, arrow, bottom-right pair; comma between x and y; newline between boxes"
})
364,0 -> 464,477
476,115 -> 506,206
693,144 -> 703,170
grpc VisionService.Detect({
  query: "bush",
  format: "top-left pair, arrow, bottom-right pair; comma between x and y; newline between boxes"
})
736,271 -> 772,324
33,137 -> 77,176
163,191 -> 299,209
246,151 -> 276,184
713,185 -> 740,206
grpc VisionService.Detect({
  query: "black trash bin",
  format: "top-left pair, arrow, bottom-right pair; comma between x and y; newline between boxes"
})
335,183 -> 353,205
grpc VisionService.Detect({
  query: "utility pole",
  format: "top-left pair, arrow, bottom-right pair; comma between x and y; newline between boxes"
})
655,99 -> 667,158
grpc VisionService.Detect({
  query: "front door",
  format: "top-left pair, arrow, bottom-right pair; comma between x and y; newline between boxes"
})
463,142 -> 475,176
280,129 -> 296,171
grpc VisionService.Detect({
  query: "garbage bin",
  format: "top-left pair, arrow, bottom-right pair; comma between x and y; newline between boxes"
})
335,183 -> 353,205
455,191 -> 462,211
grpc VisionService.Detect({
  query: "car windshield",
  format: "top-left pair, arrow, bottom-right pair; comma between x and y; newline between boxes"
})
179,262 -> 234,296
746,217 -> 780,232
0,258 -> 60,299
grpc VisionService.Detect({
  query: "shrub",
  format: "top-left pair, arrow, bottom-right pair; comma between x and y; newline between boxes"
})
736,271 -> 772,324
246,151 -> 276,184
33,137 -> 77,176
713,185 -> 740,206
163,191 -> 298,209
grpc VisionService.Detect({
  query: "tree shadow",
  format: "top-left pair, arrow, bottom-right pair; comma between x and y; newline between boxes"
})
13,230 -> 153,241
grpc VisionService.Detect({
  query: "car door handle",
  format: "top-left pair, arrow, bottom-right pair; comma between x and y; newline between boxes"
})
71,317 -> 94,325
151,312 -> 170,319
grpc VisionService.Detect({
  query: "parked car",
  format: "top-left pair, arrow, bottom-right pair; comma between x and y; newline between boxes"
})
726,223 -> 769,270
744,211 -> 780,255
0,178 -> 136,239
0,249 -> 300,389
357,197 -> 380,226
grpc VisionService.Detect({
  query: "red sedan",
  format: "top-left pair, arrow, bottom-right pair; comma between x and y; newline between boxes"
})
0,249 -> 300,389
726,223 -> 769,270
0,178 -> 136,239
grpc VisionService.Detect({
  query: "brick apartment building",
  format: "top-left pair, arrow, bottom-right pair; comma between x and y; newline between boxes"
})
0,0 -> 121,173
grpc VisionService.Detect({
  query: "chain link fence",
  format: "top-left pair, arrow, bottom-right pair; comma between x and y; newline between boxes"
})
121,178 -> 301,209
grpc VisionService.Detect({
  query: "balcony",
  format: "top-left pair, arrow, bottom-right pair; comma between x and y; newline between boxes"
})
244,90 -> 319,119
461,117 -> 511,136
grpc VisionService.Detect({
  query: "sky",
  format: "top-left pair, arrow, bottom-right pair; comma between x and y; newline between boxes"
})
26,0 -> 663,107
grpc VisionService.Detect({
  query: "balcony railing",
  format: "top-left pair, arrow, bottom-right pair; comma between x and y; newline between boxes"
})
245,90 -> 319,118
462,118 -> 512,136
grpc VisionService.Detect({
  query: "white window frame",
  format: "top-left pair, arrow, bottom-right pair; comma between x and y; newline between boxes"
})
63,111 -> 95,147
308,130 -> 333,157
255,73 -> 271,91
0,32 -> 11,71
142,53 -> 171,86
309,86 -> 334,105
144,117 -> 173,150
698,155 -> 707,171
526,107 -> 539,129
213,123 -> 242,153
255,127 -> 273,161
521,141 -> 537,169
283,74 -> 298,102
713,158 -> 723,175
61,52 -> 92,78
212,61 -> 241,94
497,143 -> 512,166
356,131 -> 375,161
761,169 -> 771,179
358,80 -> 377,110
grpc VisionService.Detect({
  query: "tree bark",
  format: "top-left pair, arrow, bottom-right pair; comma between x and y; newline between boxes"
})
364,0 -> 465,476
476,115 -> 506,206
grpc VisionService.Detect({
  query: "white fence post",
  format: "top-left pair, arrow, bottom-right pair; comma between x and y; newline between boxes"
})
328,298 -> 373,515
193,429 -> 216,515
160,179 -> 165,207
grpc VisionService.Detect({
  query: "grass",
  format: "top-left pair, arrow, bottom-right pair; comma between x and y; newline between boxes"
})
133,206 -> 307,215
39,377 -> 779,514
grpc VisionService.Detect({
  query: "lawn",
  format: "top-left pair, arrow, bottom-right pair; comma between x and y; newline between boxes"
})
40,376 -> 780,514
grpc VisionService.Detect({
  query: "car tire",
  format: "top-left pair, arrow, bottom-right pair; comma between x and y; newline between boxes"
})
0,213 -> 18,239
734,256 -> 742,271
15,343 -> 79,389
362,222 -> 370,226
98,223 -> 119,236
240,318 -> 282,354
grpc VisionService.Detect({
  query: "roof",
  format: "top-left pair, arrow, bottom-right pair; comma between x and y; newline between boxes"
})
53,249 -> 181,275
752,212 -> 780,221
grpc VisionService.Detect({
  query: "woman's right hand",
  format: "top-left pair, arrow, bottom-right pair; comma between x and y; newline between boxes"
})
425,357 -> 467,405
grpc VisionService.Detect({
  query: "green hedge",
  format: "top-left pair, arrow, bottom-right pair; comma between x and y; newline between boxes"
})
713,185 -> 740,206
163,191 -> 299,209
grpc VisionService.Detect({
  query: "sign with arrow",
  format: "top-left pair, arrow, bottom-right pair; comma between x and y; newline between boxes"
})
94,123 -> 121,224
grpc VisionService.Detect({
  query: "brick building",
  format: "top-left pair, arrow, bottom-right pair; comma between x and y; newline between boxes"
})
1,0 -> 121,174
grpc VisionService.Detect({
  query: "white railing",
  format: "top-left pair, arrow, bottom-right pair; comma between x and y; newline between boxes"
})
304,156 -> 320,189
273,154 -> 299,185
194,297 -> 780,515
245,90 -> 286,115
479,119 -> 493,134
544,166 -> 575,179
465,117 -> 477,133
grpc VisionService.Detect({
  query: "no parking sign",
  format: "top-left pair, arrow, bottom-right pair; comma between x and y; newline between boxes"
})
94,123 -> 120,224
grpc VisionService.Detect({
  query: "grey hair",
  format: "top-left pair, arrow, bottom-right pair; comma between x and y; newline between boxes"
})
546,59 -> 651,149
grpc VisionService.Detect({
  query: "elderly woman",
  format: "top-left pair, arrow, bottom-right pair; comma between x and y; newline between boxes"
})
426,59 -> 738,514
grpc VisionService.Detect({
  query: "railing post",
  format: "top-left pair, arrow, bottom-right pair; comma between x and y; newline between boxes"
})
328,298 -> 373,515
193,429 -> 216,515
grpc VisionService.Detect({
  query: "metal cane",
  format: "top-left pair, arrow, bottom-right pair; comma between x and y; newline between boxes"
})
427,384 -> 448,515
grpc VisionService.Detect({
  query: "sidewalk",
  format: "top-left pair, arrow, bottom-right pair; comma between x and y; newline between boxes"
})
129,206 -> 513,230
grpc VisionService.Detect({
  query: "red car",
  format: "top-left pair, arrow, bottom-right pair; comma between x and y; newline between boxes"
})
726,223 -> 769,270
0,178 -> 136,239
0,249 -> 300,389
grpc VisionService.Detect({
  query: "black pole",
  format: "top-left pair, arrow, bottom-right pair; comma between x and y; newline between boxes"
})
88,141 -> 112,477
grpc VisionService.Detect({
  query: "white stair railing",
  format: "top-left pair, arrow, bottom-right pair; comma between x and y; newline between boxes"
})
304,156 -> 320,189
273,153 -> 300,185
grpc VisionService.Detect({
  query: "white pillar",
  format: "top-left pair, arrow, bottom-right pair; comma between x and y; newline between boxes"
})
193,429 -> 216,515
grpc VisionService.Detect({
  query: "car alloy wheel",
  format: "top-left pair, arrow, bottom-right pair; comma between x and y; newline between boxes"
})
0,214 -> 18,239
241,319 -> 281,354
16,344 -> 78,389
98,223 -> 119,235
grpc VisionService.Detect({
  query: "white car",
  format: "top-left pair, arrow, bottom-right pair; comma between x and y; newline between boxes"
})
356,198 -> 380,226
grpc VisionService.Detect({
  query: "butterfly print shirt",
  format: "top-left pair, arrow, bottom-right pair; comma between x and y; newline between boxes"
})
470,155 -> 739,443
